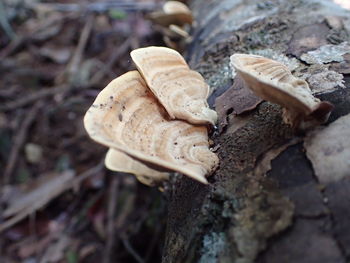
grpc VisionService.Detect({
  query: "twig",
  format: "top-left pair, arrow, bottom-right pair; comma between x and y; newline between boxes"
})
71,159 -> 105,190
0,85 -> 71,111
0,221 -> 3,261
145,224 -> 163,263
68,16 -> 94,77
32,2 -> 159,13
0,85 -> 18,98
115,189 -> 136,230
0,36 -> 23,59
0,162 -> 104,233
65,188 -> 105,236
89,37 -> 132,86
0,1 -> 17,40
103,177 -> 120,263
0,60 -> 57,82
3,102 -> 43,184
29,212 -> 37,244
121,237 -> 145,263
56,15 -> 94,85
0,13 -> 71,59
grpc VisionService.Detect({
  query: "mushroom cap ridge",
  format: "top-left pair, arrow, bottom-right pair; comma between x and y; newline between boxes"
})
105,148 -> 169,186
84,70 -> 219,184
231,54 -> 334,123
131,46 -> 217,125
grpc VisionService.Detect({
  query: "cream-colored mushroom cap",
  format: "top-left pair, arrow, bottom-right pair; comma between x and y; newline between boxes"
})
168,24 -> 190,38
130,46 -> 217,125
148,1 -> 193,27
163,1 -> 192,14
147,12 -> 193,27
84,71 -> 219,184
105,149 -> 169,187
162,35 -> 179,51
156,24 -> 189,40
230,54 -> 334,128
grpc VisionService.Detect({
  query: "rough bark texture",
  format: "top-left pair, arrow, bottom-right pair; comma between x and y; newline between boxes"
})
162,0 -> 350,262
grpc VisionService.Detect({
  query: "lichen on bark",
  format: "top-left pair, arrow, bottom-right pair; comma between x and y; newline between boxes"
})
163,0 -> 350,262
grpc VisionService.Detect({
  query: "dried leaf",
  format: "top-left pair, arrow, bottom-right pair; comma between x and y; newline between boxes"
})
259,219 -> 344,262
215,74 -> 262,130
40,234 -> 74,263
325,16 -> 344,30
254,138 -> 302,177
287,23 -> 329,57
0,171 -> 75,232
330,53 -> 350,74
304,113 -> 350,184
39,46 -> 72,64
281,183 -> 327,217
325,177 -> 350,256
18,235 -> 52,259
24,12 -> 63,41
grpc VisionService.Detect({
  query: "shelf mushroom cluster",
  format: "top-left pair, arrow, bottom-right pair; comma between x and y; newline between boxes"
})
147,1 -> 193,51
84,46 -> 219,186
230,54 -> 334,130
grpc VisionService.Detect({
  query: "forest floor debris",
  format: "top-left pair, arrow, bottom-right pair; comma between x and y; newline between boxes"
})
0,0 -> 169,262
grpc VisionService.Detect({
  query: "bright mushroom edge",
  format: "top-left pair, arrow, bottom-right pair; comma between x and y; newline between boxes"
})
84,49 -> 219,187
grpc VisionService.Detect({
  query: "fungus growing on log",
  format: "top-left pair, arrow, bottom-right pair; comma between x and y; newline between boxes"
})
84,71 -> 219,184
147,2 -> 192,51
131,46 -> 217,125
163,1 -> 191,15
147,1 -> 193,27
230,54 -> 334,129
168,24 -> 190,39
105,149 -> 169,187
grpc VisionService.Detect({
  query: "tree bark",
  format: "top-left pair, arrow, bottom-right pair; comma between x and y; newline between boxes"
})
163,0 -> 350,262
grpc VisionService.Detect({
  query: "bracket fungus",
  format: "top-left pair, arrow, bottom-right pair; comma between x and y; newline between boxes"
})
147,1 -> 193,27
147,1 -> 192,51
105,149 -> 169,187
168,24 -> 190,39
131,46 -> 218,125
163,1 -> 191,15
230,54 -> 334,129
84,71 -> 219,185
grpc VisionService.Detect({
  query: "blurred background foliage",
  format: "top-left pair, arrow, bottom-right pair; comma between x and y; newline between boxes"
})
0,0 -> 172,262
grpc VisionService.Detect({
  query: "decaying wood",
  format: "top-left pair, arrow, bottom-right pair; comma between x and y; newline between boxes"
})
163,0 -> 350,262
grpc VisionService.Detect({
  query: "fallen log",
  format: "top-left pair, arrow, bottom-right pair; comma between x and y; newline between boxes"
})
163,1 -> 350,262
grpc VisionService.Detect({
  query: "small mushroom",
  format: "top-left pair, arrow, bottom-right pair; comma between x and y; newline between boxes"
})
147,1 -> 192,51
163,1 -> 192,14
105,149 -> 169,187
168,24 -> 190,39
163,35 -> 180,51
154,23 -> 191,52
155,24 -> 189,40
131,46 -> 217,125
147,1 -> 193,27
230,54 -> 334,129
84,71 -> 219,184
